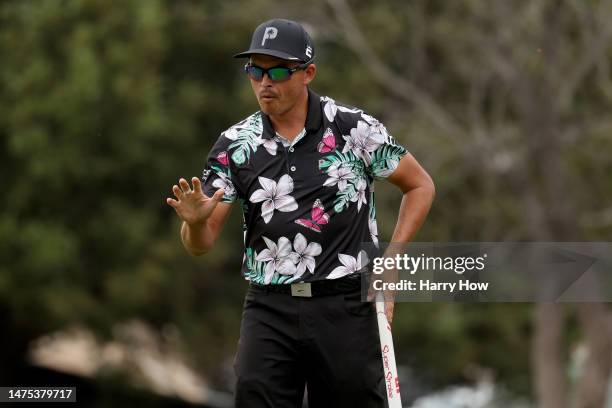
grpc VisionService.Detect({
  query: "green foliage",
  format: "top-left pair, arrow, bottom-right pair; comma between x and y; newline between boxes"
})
0,0 -> 248,374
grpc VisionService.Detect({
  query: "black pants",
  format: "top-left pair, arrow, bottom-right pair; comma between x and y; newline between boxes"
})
233,285 -> 386,408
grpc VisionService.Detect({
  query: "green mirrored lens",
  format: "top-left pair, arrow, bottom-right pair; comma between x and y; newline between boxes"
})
268,67 -> 291,81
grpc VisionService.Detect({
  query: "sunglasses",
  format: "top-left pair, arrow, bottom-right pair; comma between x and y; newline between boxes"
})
244,62 -> 309,82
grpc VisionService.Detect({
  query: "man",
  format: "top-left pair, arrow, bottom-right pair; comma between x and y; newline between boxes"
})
166,18 -> 435,408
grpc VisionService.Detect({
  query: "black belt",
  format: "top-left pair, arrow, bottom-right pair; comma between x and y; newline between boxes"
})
249,274 -> 363,297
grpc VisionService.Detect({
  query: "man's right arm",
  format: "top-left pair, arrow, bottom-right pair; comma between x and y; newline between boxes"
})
180,202 -> 233,256
167,177 -> 234,256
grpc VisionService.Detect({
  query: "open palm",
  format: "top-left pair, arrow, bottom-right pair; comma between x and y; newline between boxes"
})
166,177 -> 225,225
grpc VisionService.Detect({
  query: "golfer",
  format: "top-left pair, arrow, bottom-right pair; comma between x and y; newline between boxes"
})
167,18 -> 435,408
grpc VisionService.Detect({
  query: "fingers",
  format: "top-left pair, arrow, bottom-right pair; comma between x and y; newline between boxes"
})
211,188 -> 225,202
172,185 -> 183,199
166,197 -> 179,208
173,177 -> 201,200
367,291 -> 375,302
385,299 -> 394,325
200,188 -> 224,208
367,278 -> 379,302
386,305 -> 394,325
192,177 -> 203,194
367,284 -> 376,302
170,177 -> 208,206
178,178 -> 191,194
172,185 -> 183,200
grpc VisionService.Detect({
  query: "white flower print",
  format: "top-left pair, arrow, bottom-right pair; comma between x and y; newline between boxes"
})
342,120 -> 385,166
257,137 -> 278,156
288,233 -> 322,279
223,127 -> 238,141
362,113 -> 390,142
368,217 -> 379,248
222,117 -> 250,141
256,236 -> 297,284
361,112 -> 377,125
327,250 -> 369,279
212,172 -> 236,198
323,164 -> 355,192
321,96 -> 361,122
249,175 -> 298,223
350,179 -> 367,212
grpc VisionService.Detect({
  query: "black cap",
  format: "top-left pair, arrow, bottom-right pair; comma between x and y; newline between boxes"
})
234,19 -> 314,63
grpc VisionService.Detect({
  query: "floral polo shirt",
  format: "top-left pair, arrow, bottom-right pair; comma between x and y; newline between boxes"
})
201,89 -> 408,285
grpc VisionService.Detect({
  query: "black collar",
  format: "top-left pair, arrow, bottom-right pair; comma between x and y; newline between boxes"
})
261,88 -> 322,139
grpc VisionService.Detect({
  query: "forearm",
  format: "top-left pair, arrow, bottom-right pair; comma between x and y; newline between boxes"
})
380,185 -> 434,306
180,220 -> 216,256
390,185 -> 435,243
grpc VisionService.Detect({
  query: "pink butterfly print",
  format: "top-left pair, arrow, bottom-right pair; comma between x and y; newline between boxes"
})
295,199 -> 331,233
217,151 -> 229,166
317,128 -> 336,153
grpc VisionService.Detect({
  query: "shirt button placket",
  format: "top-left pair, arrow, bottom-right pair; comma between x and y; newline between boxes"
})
285,143 -> 296,173
281,143 -> 293,174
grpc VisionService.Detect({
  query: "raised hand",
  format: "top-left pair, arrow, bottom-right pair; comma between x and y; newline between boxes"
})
166,177 -> 225,226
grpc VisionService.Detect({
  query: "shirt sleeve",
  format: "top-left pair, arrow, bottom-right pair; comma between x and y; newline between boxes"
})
361,112 -> 408,180
201,133 -> 238,203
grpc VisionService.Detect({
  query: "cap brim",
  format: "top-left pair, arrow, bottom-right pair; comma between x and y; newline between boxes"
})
233,48 -> 302,61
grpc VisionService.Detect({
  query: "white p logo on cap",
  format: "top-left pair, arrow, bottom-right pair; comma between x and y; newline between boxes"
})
261,27 -> 278,46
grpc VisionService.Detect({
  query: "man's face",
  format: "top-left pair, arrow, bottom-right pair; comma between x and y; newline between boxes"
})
248,54 -> 316,116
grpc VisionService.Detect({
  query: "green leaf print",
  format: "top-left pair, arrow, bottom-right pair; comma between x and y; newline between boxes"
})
319,149 -> 369,214
318,150 -> 364,175
370,143 -> 407,179
333,184 -> 357,213
271,273 -> 294,285
210,164 -> 230,178
244,248 -> 267,284
368,190 -> 376,220
228,112 -> 263,165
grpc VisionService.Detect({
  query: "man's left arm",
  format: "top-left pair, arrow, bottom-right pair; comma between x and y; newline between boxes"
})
381,152 -> 436,324
387,152 -> 435,243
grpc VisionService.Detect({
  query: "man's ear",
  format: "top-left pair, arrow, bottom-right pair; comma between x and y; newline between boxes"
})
303,64 -> 317,85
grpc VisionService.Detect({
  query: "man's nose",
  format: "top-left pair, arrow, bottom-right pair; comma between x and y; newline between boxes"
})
260,72 -> 274,86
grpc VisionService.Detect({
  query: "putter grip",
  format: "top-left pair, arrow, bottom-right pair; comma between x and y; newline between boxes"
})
375,292 -> 402,407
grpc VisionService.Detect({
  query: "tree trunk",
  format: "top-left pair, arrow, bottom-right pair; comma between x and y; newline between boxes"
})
574,303 -> 612,408
534,303 -> 567,408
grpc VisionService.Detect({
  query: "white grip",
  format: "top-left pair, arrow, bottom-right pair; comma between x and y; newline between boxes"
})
375,291 -> 402,407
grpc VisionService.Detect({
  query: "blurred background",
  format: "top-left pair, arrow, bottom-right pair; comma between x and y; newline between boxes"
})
1,0 -> 611,407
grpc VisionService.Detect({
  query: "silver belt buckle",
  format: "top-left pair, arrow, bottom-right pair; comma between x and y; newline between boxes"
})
291,282 -> 312,297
